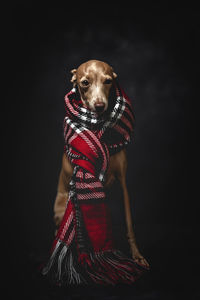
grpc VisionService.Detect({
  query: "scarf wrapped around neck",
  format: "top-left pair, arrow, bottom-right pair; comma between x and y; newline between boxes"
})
42,83 -> 149,286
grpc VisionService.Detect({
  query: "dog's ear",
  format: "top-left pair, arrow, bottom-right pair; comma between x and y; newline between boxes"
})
70,69 -> 77,85
112,72 -> 117,79
111,67 -> 117,79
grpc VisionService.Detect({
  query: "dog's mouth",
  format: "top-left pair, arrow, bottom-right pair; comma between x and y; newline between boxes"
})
94,103 -> 106,114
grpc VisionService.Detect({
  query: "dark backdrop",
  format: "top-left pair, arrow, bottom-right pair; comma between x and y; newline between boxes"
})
3,2 -> 199,299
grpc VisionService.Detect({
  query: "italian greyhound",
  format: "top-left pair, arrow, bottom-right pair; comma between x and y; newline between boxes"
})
53,60 -> 149,268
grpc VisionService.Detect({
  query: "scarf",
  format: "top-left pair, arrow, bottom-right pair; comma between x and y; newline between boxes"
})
42,83 -> 149,286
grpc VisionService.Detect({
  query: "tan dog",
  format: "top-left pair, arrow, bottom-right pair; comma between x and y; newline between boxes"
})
54,60 -> 149,268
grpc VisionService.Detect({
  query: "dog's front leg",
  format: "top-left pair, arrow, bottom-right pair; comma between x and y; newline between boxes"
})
116,149 -> 150,268
53,153 -> 73,233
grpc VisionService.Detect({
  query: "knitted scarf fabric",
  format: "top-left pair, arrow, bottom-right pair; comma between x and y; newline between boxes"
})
42,83 -> 149,286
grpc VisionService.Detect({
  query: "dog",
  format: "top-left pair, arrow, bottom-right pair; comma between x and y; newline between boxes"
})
53,60 -> 149,268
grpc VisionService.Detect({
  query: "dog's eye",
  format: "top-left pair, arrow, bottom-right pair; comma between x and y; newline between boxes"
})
81,80 -> 89,86
104,79 -> 112,84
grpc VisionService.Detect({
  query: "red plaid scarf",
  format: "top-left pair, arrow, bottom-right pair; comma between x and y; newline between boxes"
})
42,83 -> 149,285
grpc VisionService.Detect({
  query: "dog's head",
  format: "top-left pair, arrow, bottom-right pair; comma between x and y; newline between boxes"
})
70,60 -> 117,114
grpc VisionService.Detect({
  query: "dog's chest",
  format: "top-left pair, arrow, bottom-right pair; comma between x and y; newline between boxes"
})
104,157 -> 117,188
104,170 -> 116,188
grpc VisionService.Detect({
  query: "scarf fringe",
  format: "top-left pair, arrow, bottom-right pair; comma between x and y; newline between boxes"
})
42,240 -> 148,286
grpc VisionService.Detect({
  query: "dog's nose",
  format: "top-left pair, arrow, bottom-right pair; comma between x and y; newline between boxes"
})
94,102 -> 105,113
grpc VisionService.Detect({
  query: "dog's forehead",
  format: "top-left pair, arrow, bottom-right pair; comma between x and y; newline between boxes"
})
77,61 -> 112,78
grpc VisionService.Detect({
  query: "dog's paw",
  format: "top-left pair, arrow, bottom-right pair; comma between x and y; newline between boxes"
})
132,251 -> 150,269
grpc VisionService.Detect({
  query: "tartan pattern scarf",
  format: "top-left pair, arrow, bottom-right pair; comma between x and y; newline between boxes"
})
42,83 -> 149,286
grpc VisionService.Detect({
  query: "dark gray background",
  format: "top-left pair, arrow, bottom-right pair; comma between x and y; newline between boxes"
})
4,2 -> 199,299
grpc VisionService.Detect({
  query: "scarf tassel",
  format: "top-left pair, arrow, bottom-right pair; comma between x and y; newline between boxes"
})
42,240 -> 86,285
42,239 -> 148,286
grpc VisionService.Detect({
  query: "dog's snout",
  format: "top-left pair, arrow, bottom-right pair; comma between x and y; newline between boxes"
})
94,102 -> 105,113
